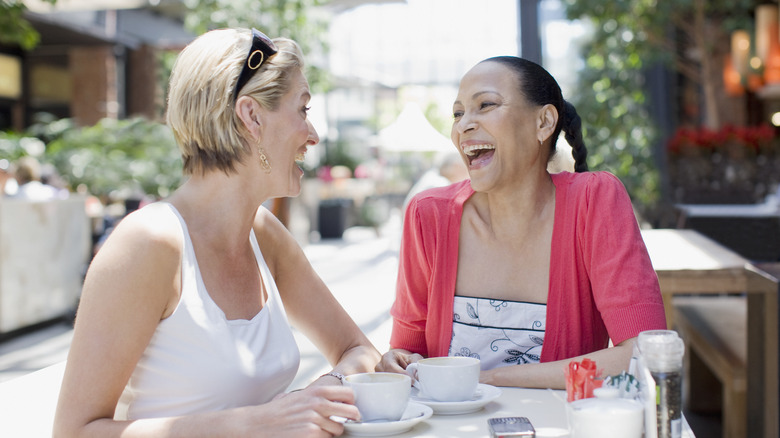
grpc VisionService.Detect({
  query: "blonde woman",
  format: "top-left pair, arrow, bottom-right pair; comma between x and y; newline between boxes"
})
54,28 -> 379,437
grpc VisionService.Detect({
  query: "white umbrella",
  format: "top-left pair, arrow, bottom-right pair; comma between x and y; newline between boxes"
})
379,103 -> 454,153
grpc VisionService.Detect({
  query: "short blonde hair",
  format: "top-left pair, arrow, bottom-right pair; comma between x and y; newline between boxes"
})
166,28 -> 304,175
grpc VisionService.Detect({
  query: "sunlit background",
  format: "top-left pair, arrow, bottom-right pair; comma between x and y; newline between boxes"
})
310,0 -> 586,177
1,3 -> 779,438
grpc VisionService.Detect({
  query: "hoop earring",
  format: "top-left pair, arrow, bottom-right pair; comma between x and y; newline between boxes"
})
258,147 -> 272,174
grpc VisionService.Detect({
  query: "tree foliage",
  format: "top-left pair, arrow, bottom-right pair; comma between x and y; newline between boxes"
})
2,117 -> 183,200
182,0 -> 330,92
46,118 -> 183,199
562,0 -> 757,219
0,0 -> 56,50
562,1 -> 660,214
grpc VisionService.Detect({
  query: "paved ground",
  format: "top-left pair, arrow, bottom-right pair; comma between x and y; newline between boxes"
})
0,322 -> 74,384
0,213 -> 404,387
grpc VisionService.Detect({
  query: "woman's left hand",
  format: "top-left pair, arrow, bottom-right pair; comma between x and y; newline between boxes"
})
375,348 -> 423,374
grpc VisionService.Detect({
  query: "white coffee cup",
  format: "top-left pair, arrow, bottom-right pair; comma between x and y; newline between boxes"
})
406,356 -> 480,402
344,372 -> 411,422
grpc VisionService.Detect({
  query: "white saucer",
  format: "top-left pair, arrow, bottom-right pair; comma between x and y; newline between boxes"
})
343,401 -> 433,436
411,383 -> 502,415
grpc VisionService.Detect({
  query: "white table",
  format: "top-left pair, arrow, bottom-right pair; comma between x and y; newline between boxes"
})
0,361 -> 64,437
374,387 -> 570,437
344,386 -> 695,437
1,363 -> 695,437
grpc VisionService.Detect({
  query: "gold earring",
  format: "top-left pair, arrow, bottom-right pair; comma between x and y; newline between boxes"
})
258,148 -> 272,174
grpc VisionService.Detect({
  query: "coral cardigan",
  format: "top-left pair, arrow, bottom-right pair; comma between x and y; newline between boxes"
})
389,171 -> 667,363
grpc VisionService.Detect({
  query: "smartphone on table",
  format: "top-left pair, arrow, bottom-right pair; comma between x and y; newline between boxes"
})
487,416 -> 535,437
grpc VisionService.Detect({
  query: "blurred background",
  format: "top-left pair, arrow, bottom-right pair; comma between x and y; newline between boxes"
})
2,0 -> 778,240
1,1 -> 780,436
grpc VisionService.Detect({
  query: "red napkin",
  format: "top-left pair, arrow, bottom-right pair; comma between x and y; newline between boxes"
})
564,358 -> 603,402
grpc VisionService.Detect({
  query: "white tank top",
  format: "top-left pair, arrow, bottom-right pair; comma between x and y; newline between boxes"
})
115,203 -> 300,420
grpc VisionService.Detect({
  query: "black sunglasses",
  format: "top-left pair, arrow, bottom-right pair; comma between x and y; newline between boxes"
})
232,28 -> 278,102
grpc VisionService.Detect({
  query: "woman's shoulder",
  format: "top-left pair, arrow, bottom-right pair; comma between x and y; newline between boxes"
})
251,205 -> 298,263
553,170 -> 622,185
409,179 -> 473,211
553,171 -> 627,197
108,202 -> 184,253
251,205 -> 287,243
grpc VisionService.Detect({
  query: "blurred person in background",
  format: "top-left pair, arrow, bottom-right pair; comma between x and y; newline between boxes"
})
0,159 -> 16,196
11,156 -> 66,201
55,27 -> 379,438
377,56 -> 666,389
402,150 -> 469,211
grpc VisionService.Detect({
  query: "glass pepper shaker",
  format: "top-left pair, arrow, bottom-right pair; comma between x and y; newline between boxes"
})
638,330 -> 685,438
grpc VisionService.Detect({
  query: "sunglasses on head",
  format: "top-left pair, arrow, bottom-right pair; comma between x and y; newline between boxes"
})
232,28 -> 278,103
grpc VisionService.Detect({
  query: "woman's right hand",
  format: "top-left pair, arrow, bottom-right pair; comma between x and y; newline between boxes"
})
252,385 -> 359,437
374,349 -> 423,374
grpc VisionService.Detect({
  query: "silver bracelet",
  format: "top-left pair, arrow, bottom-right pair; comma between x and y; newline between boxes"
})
321,371 -> 345,383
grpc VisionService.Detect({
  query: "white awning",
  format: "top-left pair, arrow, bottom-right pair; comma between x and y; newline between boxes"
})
379,102 -> 453,153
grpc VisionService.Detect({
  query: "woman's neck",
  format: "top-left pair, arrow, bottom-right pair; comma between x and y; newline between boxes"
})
167,171 -> 265,252
471,172 -> 556,239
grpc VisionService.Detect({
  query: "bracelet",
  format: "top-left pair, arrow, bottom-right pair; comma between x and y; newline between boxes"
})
321,371 -> 345,383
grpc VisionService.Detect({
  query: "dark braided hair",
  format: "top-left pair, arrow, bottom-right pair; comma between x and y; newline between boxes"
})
481,56 -> 588,172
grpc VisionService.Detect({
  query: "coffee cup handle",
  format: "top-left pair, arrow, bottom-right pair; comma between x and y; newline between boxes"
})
405,362 -> 418,380
405,363 -> 424,393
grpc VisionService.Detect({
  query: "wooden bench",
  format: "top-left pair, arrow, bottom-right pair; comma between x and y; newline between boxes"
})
673,295 -> 747,438
642,229 -> 778,438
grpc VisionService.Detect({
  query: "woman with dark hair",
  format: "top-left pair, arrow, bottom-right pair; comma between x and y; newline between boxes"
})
376,56 -> 666,389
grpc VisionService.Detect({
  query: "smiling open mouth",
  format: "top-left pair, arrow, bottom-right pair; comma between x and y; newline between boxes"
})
463,144 -> 495,165
295,151 -> 305,166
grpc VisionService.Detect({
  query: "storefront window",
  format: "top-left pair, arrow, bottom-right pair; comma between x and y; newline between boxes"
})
0,54 -> 22,100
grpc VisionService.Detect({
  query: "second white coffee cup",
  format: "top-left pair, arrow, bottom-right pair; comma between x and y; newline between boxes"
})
344,372 -> 411,422
406,356 -> 480,402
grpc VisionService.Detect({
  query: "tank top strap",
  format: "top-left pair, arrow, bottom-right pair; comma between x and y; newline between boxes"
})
155,202 -> 204,315
248,227 -> 287,315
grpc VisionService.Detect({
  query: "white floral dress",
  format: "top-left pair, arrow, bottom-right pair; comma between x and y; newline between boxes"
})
448,296 -> 546,370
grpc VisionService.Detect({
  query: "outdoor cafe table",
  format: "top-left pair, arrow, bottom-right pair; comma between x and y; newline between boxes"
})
0,361 -> 696,437
341,387 -> 695,437
640,229 -> 779,438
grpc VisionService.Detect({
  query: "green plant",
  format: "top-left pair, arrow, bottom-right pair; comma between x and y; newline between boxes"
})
563,0 -> 759,222
560,4 -> 660,213
182,0 -> 330,93
0,0 -> 57,50
0,131 -> 43,161
44,117 -> 183,199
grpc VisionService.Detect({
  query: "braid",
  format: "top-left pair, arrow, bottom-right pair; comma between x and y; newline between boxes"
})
562,101 -> 588,172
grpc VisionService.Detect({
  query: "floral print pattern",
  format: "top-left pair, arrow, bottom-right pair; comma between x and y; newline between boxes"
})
449,296 -> 546,370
